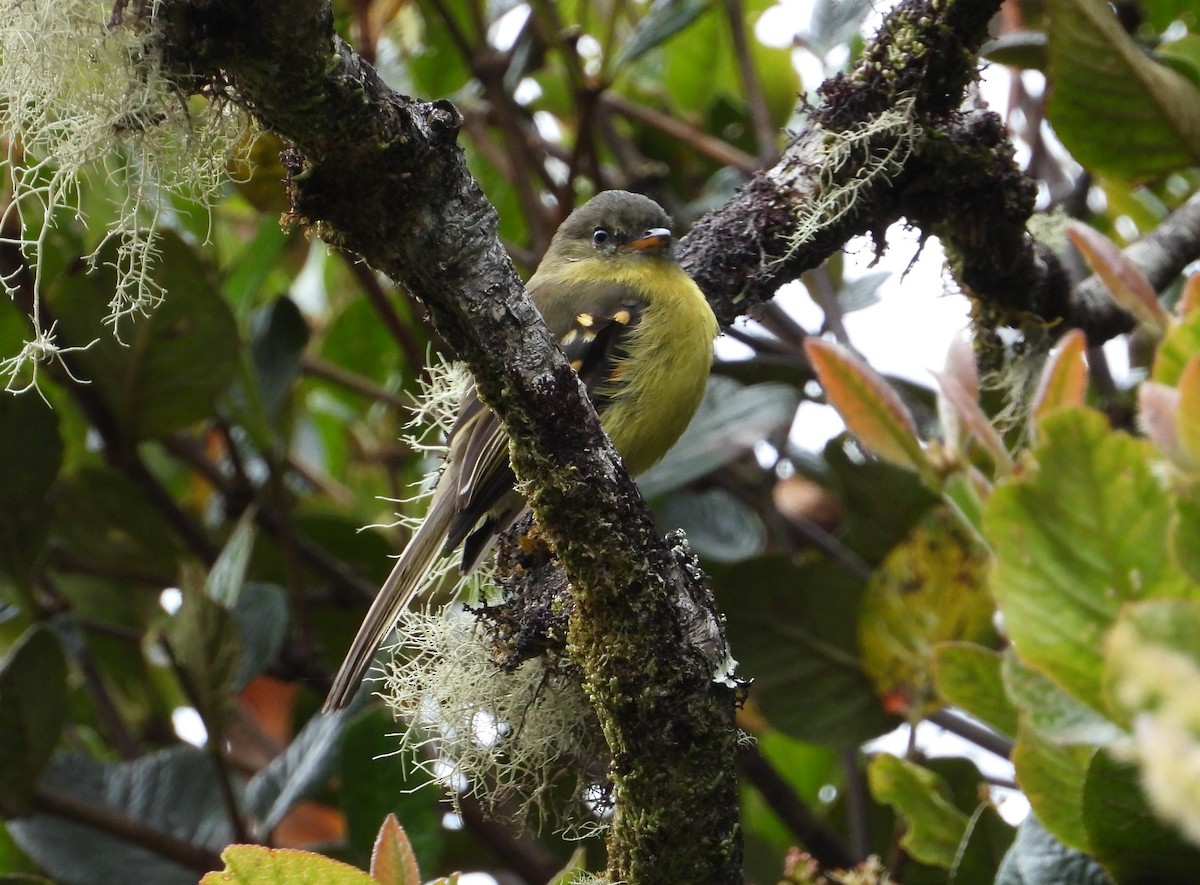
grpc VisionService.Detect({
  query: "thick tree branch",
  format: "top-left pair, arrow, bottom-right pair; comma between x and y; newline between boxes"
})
160,2 -> 742,881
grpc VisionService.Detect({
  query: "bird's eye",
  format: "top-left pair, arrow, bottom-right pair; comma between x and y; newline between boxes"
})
592,228 -> 610,246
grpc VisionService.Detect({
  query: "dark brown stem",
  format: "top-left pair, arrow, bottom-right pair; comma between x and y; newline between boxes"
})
601,92 -> 758,174
738,742 -> 854,868
158,634 -> 251,844
160,433 -> 379,604
343,256 -> 429,370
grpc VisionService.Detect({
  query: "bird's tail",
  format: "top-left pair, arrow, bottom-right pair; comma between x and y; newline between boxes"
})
322,489 -> 456,712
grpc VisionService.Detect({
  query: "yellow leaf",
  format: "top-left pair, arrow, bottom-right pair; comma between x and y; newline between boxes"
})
858,508 -> 995,715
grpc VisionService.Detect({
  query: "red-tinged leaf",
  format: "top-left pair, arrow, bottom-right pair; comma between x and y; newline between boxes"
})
1032,328 -> 1089,422
371,814 -> 420,885
1066,222 -> 1170,334
1177,356 -> 1200,468
804,338 -> 932,477
199,845 -> 375,885
931,369 -> 1013,475
1179,273 -> 1200,319
1139,382 -> 1195,470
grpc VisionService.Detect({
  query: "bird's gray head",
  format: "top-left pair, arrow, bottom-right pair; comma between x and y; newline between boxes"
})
548,190 -> 676,260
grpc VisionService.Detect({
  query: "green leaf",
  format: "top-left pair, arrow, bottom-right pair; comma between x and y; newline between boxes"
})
1002,652 -> 1123,746
1046,0 -> 1200,179
639,376 -> 800,497
546,848 -> 588,885
0,395 -> 61,509
52,465 -> 183,578
994,815 -> 1112,885
1012,722 -> 1095,851
250,296 -> 310,422
0,628 -> 67,816
206,509 -> 257,608
200,845 -> 376,885
222,214 -> 294,310
167,585 -> 241,733
985,408 -> 1192,715
341,710 -> 442,871
655,487 -> 766,562
981,31 -> 1049,70
825,436 -> 941,564
615,0 -> 715,67
246,700 -> 360,832
1082,752 -> 1200,882
933,643 -> 1019,739
1153,309 -> 1200,385
9,748 -> 233,885
229,583 -> 289,692
712,557 -> 894,746
836,270 -> 888,314
1172,479 -> 1200,584
808,0 -> 875,57
1158,34 -> 1200,87
51,231 -> 240,441
1142,0 -> 1199,33
867,754 -> 971,869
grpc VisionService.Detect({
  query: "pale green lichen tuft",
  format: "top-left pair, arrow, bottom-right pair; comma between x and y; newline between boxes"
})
381,609 -> 608,836
0,0 -> 253,393
781,95 -> 919,260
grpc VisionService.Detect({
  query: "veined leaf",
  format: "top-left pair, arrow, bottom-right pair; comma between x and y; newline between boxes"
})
200,845 -> 375,885
805,338 -> 933,479
859,508 -> 995,714
1047,0 -> 1200,179
985,408 -> 1193,716
868,754 -> 972,869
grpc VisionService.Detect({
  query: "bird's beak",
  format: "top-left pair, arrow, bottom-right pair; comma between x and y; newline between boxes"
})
619,227 -> 672,253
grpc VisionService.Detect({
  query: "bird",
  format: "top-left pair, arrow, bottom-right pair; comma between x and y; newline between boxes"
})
323,190 -> 719,711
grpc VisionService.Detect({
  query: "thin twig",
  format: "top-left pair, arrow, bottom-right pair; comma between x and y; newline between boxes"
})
343,257 -> 428,371
158,634 -> 251,845
738,742 -> 855,869
840,747 -> 871,862
160,434 -> 379,604
33,790 -> 224,874
601,92 -> 758,173
927,709 -> 1014,760
725,0 -> 778,165
299,353 -> 412,410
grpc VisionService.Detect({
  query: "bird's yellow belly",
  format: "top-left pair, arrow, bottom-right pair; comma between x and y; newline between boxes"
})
602,289 -> 716,476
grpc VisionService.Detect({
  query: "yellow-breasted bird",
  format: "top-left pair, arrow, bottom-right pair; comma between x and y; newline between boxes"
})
324,190 -> 719,711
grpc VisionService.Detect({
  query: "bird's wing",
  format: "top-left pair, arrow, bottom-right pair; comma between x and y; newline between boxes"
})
323,291 -> 646,711
559,300 -> 644,407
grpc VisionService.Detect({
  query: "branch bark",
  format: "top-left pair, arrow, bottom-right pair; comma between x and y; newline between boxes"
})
160,2 -> 744,881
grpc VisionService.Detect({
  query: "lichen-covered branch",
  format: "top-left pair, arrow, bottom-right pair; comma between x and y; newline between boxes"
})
157,1 -> 743,881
